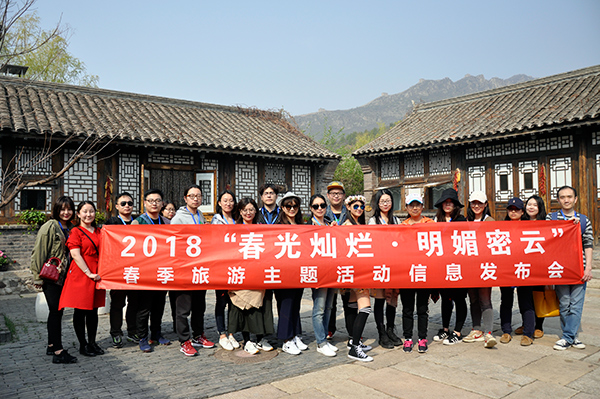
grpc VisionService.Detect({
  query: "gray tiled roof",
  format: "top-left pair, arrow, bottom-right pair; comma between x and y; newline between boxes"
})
354,65 -> 600,156
0,77 -> 339,160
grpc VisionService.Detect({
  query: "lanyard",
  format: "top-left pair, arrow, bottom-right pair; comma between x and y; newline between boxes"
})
221,214 -> 235,224
58,221 -> 69,238
560,209 -> 577,219
312,216 -> 324,226
379,216 -> 388,225
118,215 -> 130,225
186,207 -> 202,225
145,213 -> 161,225
261,207 -> 279,224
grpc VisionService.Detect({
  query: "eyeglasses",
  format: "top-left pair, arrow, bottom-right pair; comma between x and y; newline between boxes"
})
186,194 -> 202,200
119,201 -> 133,207
379,200 -> 392,205
284,204 -> 298,210
145,199 -> 162,205
241,209 -> 256,214
165,207 -> 176,212
328,192 -> 344,197
311,203 -> 327,210
263,191 -> 276,197
353,204 -> 365,210
507,208 -> 522,212
220,200 -> 235,204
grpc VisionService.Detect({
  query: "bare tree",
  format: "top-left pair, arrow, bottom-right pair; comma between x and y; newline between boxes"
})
0,0 -> 65,71
0,134 -> 113,210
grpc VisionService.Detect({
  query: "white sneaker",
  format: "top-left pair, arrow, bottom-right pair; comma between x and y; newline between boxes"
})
293,335 -> 308,351
244,341 -> 259,355
219,336 -> 234,351
317,343 -> 337,357
326,342 -> 339,352
257,338 -> 273,351
228,334 -> 240,349
553,339 -> 570,351
572,339 -> 586,349
282,340 -> 301,355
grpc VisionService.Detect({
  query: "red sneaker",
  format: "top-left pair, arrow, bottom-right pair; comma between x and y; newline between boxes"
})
180,340 -> 198,357
191,334 -> 215,348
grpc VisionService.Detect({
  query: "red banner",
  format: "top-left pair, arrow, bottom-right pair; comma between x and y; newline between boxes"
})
97,221 -> 583,290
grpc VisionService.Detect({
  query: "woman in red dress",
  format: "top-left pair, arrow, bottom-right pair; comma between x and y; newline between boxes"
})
59,201 -> 106,357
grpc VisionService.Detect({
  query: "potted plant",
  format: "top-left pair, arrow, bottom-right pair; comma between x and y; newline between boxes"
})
0,250 -> 15,271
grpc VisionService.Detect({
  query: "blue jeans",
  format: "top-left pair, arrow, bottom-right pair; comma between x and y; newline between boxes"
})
555,283 -> 586,344
311,288 -> 335,344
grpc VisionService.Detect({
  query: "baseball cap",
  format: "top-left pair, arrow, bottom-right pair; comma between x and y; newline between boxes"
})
468,191 -> 487,203
405,193 -> 424,205
506,197 -> 524,210
327,181 -> 345,192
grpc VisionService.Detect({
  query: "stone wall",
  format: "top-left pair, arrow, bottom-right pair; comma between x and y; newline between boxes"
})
0,225 -> 36,295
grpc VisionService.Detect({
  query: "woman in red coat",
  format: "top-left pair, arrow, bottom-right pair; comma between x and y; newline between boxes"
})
59,201 -> 105,357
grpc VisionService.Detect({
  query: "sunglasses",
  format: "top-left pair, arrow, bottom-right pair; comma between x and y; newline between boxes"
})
311,203 -> 327,210
119,201 -> 133,207
353,204 -> 365,210
284,204 -> 298,210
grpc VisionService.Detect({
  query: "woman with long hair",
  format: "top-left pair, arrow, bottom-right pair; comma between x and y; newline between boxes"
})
31,196 -> 78,364
275,192 -> 307,355
59,201 -> 106,357
308,194 -> 338,357
211,190 -> 240,351
368,189 -> 402,350
432,188 -> 468,345
228,198 -> 275,354
500,197 -> 535,346
342,194 -> 373,362
463,191 -> 497,349
514,195 -> 548,339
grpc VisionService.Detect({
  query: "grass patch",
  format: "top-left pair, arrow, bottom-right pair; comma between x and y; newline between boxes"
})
3,314 -> 17,340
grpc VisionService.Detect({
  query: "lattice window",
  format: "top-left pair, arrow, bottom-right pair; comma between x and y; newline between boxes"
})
518,160 -> 538,198
429,149 -> 451,176
404,152 -> 424,178
265,163 -> 286,185
64,149 -> 97,204
549,157 -> 572,196
235,160 -> 258,200
380,156 -> 400,180
148,153 -> 194,165
196,172 -> 216,213
14,186 -> 53,213
597,154 -> 600,199
118,153 -> 140,213
468,165 -> 486,195
593,132 -> 599,146
494,163 -> 513,202
15,146 -> 52,175
292,165 -> 311,213
466,135 -> 574,160
202,159 -> 218,171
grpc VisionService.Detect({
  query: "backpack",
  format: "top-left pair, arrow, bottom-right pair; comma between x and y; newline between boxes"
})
550,211 -> 588,236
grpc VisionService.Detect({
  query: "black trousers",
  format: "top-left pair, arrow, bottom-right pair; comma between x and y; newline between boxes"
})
109,290 -> 138,337
440,288 -> 468,333
136,290 -> 167,339
400,289 -> 429,340
275,288 -> 303,341
174,290 -> 207,342
42,282 -> 64,352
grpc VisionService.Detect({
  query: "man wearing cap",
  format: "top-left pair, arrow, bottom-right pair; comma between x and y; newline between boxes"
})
325,181 -> 347,226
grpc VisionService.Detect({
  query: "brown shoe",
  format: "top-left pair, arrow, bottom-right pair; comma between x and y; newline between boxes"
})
534,329 -> 544,338
521,336 -> 533,346
500,333 -> 512,344
514,326 -> 524,335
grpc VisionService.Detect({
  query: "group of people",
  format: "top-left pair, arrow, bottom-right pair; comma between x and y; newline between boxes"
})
30,180 -> 593,365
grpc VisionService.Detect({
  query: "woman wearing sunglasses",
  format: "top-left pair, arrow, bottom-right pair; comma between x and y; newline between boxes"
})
274,192 -> 307,355
308,194 -> 338,357
227,198 -> 274,355
342,195 -> 373,362
367,189 -> 402,350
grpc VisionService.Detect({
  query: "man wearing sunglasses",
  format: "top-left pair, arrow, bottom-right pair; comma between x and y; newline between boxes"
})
324,181 -> 348,340
105,192 -> 138,349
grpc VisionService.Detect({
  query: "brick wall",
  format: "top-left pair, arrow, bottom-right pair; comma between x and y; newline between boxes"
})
0,225 -> 36,271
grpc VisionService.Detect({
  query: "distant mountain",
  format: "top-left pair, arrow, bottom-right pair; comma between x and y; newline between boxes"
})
295,74 -> 535,140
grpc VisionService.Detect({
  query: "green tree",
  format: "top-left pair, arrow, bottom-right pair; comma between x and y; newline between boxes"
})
1,2 -> 97,86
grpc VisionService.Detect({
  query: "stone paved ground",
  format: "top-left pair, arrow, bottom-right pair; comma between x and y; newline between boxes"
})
1,281 -> 599,398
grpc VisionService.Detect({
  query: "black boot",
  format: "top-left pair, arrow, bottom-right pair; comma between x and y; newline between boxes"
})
378,324 -> 394,349
386,325 -> 403,346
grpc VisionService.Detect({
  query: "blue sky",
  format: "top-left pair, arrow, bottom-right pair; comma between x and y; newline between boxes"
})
34,0 -> 600,116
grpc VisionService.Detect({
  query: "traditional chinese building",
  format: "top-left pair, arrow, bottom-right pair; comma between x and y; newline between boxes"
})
354,65 -> 600,242
0,76 -> 340,222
